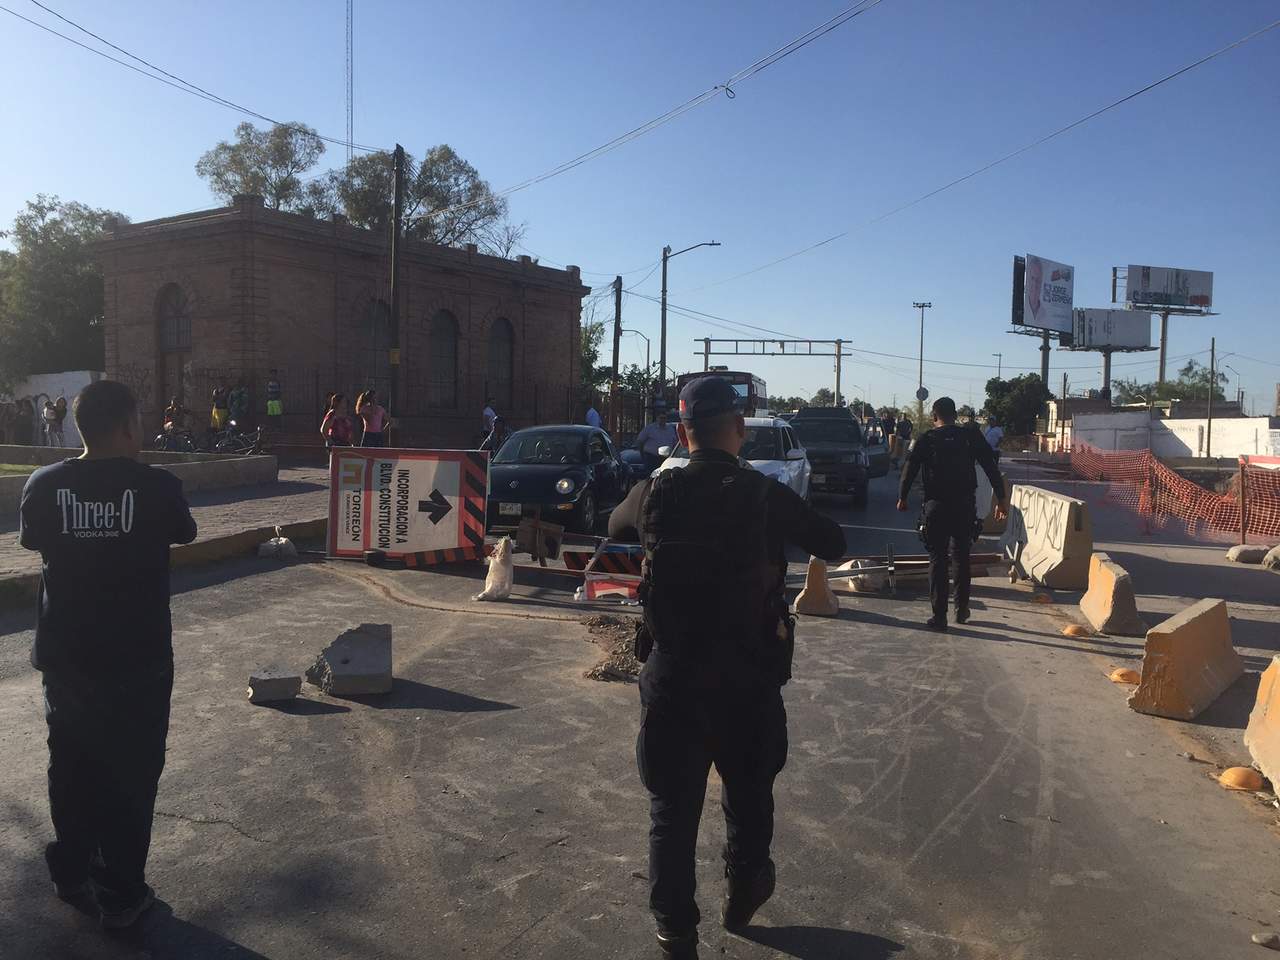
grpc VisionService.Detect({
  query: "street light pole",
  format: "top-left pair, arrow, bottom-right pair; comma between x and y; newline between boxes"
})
913,301 -> 931,420
992,352 -> 1002,379
659,241 -> 720,393
622,329 -> 651,425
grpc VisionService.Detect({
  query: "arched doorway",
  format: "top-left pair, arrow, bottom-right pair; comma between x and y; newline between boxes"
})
155,283 -> 191,406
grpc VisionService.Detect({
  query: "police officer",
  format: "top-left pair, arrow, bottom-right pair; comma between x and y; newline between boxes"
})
609,377 -> 845,959
897,396 -> 1005,631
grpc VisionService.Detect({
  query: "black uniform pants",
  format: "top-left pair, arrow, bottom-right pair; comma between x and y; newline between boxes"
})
923,499 -> 976,620
42,661 -> 173,910
636,683 -> 788,936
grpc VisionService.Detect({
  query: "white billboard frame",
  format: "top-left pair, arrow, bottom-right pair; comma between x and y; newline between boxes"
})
1126,265 -> 1213,310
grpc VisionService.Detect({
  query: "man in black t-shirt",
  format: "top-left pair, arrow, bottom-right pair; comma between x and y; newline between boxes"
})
897,397 -> 1004,631
20,380 -> 197,928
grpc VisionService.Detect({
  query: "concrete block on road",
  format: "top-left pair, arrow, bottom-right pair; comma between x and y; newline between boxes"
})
999,485 -> 1093,589
247,669 -> 302,704
832,558 -> 887,594
1079,552 -> 1145,636
1225,543 -> 1270,564
1128,598 -> 1243,721
1264,546 -> 1280,573
793,557 -> 840,617
1245,655 -> 1280,789
306,623 -> 393,696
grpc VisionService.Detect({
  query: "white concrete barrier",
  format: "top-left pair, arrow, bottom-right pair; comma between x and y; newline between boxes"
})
999,484 -> 1093,589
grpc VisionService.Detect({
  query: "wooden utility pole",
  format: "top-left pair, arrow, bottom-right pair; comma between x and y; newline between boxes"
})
834,338 -> 843,407
609,276 -> 622,434
388,143 -> 405,431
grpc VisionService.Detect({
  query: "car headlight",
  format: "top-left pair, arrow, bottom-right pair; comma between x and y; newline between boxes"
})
555,477 -> 575,495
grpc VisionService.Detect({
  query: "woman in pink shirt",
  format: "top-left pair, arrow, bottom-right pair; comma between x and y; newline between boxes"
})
356,390 -> 389,447
320,393 -> 354,449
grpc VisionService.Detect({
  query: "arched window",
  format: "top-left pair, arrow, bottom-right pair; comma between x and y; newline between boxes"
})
487,317 -> 514,410
428,310 -> 458,408
155,284 -> 191,352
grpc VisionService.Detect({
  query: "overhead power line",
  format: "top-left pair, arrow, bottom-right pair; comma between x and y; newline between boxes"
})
685,16 -> 1280,293
425,0 -> 887,220
3,0 -> 383,153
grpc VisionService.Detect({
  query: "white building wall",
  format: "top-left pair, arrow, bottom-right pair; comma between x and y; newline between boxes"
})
5,370 -> 104,447
1073,410 -> 1280,459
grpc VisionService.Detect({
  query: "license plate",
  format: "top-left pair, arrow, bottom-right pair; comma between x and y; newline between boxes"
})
812,474 -> 827,485
498,502 -> 522,516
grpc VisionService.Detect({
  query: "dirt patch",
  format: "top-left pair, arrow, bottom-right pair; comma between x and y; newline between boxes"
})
582,614 -> 642,682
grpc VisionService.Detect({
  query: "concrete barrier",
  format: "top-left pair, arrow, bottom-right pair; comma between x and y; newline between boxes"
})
1245,655 -> 1280,788
1079,552 -> 1145,636
0,448 -> 277,513
998,485 -> 1093,589
793,557 -> 840,616
1127,598 -> 1243,720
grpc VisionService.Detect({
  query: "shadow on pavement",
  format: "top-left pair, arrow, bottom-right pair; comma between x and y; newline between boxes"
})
111,899 -> 273,959
266,698 -> 350,716
740,924 -> 904,959
1193,671 -> 1261,730
343,678 -> 517,713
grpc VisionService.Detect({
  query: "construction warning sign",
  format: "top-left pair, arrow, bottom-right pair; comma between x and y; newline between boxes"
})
327,448 -> 489,562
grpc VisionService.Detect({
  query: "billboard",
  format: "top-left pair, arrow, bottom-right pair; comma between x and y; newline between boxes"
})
1126,265 -> 1213,309
1013,254 -> 1074,333
327,447 -> 489,563
1071,309 -> 1152,350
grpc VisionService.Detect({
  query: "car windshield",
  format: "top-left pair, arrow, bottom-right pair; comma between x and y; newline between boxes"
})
668,426 -> 784,461
793,419 -> 863,445
494,431 -> 587,464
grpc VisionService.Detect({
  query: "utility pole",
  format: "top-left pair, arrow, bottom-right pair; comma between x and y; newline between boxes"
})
1206,336 -> 1216,458
388,143 -> 405,428
1157,310 -> 1170,384
659,241 -> 720,392
702,338 -> 711,372
834,338 -> 843,407
992,352 -> 1002,379
609,276 -> 622,434
1040,330 -> 1051,385
913,302 -> 931,420
1101,348 -> 1113,402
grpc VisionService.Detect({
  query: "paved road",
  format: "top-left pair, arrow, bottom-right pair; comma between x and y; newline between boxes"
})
1,466 -> 1278,959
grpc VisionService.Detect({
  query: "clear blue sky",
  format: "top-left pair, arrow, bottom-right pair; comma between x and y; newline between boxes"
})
3,0 -> 1278,412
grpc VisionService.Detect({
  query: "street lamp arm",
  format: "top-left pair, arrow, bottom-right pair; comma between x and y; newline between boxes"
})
667,241 -> 721,259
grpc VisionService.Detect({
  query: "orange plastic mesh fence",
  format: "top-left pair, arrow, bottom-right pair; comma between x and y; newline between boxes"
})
1070,444 -> 1280,540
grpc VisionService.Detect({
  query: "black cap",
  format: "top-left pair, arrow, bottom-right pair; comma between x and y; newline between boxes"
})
678,376 -> 739,421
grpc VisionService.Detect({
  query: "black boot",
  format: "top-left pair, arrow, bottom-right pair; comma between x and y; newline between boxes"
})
656,929 -> 698,959
721,859 -> 775,931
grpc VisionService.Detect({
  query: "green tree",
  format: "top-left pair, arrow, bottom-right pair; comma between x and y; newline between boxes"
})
195,121 -> 325,210
769,395 -> 807,412
309,144 -> 513,251
1113,359 -> 1226,406
809,387 -> 836,407
984,374 -> 1053,435
0,196 -> 127,387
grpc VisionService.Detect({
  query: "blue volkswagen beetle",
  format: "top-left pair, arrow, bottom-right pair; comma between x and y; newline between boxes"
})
487,425 -> 630,534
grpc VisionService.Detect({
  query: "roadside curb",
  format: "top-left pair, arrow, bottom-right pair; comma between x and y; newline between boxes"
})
0,517 -> 328,615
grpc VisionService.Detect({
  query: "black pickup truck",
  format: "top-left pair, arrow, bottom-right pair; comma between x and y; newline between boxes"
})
790,407 -> 870,508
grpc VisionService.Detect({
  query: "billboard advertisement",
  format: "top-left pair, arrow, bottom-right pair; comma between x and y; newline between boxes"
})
327,448 -> 489,563
1071,309 -> 1152,350
1126,265 -> 1213,309
1015,254 -> 1074,334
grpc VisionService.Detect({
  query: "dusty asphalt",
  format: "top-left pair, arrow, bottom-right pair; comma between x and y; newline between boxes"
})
1,465 -> 1278,959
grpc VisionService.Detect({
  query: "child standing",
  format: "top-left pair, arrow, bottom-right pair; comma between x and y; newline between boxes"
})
20,380 -> 197,927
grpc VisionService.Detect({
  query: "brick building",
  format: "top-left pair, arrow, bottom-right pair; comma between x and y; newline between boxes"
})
96,195 -> 590,447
